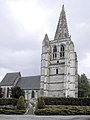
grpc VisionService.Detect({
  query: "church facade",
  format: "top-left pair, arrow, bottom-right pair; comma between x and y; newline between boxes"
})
40,5 -> 78,98
0,5 -> 78,100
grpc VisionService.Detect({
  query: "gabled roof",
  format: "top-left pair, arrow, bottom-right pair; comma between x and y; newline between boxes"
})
0,72 -> 21,86
16,76 -> 40,90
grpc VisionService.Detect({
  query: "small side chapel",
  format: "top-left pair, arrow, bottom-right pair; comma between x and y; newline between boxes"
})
0,5 -> 78,100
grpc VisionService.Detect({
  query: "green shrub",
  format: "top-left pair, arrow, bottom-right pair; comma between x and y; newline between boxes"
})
35,106 -> 90,115
11,86 -> 25,99
0,98 -> 18,106
37,97 -> 45,109
44,97 -> 90,106
0,109 -> 25,114
17,96 -> 25,110
0,106 -> 16,110
0,103 -> 25,114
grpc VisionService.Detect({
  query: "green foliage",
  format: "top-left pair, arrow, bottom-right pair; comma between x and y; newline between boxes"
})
17,96 -> 25,110
35,106 -> 90,115
44,97 -> 90,106
37,97 -> 45,109
0,98 -> 18,106
0,106 -> 16,110
0,109 -> 25,114
0,101 -> 25,114
78,74 -> 90,97
11,86 -> 25,99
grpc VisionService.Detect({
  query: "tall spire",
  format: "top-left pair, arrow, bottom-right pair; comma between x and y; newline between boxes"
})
54,5 -> 69,40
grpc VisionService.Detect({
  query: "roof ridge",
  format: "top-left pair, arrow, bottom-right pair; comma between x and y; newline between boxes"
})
21,75 -> 40,78
7,72 -> 20,74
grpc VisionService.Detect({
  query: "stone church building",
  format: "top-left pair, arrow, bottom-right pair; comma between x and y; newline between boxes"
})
0,5 -> 78,100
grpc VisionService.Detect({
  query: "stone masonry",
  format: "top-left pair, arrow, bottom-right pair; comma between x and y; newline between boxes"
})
40,5 -> 78,98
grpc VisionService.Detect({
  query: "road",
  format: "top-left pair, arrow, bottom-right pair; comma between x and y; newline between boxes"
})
0,115 -> 90,120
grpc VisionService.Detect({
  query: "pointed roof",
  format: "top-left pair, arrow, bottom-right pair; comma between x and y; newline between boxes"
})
0,72 -> 21,86
43,33 -> 49,46
44,34 -> 49,41
54,5 -> 69,40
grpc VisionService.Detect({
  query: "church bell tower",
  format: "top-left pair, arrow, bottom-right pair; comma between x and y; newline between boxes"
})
40,5 -> 78,98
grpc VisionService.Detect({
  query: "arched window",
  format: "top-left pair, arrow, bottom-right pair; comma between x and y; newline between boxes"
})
31,91 -> 35,98
7,88 -> 9,98
0,88 -> 2,97
53,45 -> 57,52
64,33 -> 67,37
55,53 -> 57,58
60,44 -> 65,58
61,45 -> 64,51
53,45 -> 57,59
57,61 -> 59,63
56,69 -> 58,74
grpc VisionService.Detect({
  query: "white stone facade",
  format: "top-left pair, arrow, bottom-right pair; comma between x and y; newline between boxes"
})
25,90 -> 40,100
40,5 -> 78,98
1,86 -> 12,98
1,85 -> 40,100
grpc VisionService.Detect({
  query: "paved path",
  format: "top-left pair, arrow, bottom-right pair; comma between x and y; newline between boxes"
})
0,115 -> 90,120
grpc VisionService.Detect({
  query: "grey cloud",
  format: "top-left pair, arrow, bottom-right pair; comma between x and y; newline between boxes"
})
0,1 -> 41,80
0,0 -> 90,81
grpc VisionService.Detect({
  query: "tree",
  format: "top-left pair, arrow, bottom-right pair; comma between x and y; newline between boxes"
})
11,86 -> 25,99
37,96 -> 45,109
17,96 -> 25,110
78,73 -> 90,97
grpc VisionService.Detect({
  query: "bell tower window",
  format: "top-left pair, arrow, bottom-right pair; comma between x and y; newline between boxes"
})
60,44 -> 65,58
53,45 -> 57,52
55,53 -> 57,58
65,33 -> 67,37
53,45 -> 57,59
57,61 -> 59,63
56,68 -> 58,74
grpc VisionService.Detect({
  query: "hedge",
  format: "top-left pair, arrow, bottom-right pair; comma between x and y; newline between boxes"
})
0,106 -> 25,114
0,98 -> 18,106
0,106 -> 16,110
44,97 -> 90,106
0,109 -> 25,114
35,106 -> 90,115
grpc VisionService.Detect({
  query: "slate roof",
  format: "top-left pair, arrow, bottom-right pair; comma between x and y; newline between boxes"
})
0,72 -> 21,86
16,76 -> 40,90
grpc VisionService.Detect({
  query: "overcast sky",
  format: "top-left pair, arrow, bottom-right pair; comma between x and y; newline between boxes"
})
0,0 -> 90,81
